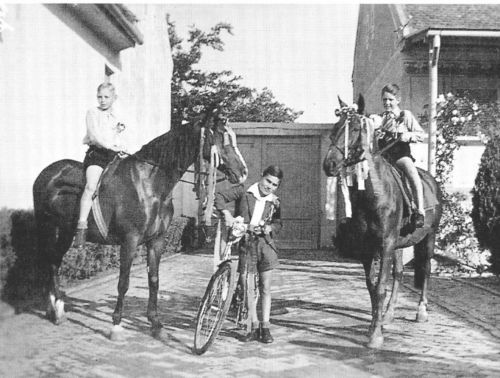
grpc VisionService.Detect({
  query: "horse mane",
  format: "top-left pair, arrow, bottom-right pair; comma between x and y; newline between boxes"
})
133,123 -> 200,173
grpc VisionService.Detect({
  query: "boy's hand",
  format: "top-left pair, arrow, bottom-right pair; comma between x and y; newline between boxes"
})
400,132 -> 411,142
262,225 -> 272,235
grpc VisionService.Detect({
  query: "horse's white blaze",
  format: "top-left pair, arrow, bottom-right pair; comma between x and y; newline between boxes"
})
226,126 -> 248,183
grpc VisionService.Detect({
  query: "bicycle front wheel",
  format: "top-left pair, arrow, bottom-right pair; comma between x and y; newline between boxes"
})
193,261 -> 236,355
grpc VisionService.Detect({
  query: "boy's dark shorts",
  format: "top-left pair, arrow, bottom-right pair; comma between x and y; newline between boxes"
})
238,235 -> 279,274
83,145 -> 117,170
379,140 -> 415,163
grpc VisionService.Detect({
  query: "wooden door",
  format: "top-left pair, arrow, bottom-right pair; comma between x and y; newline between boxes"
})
237,135 -> 320,249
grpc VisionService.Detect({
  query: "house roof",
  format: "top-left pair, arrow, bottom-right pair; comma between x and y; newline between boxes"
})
393,4 -> 500,42
403,4 -> 500,32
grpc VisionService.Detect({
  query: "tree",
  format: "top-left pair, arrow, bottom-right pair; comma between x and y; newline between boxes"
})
167,15 -> 303,126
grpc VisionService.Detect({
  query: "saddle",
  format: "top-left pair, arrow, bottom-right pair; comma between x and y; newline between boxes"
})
388,165 -> 438,235
90,156 -> 122,243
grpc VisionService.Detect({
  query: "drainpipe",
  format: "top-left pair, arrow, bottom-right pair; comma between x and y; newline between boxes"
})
428,33 -> 440,176
423,29 -> 500,175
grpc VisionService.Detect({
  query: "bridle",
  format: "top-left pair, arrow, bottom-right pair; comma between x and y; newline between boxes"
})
330,112 -> 365,170
329,110 -> 403,173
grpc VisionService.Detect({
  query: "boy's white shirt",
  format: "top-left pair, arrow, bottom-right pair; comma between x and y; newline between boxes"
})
83,106 -> 131,153
246,182 -> 277,226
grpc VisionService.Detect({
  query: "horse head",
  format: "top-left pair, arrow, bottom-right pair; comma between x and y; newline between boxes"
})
201,108 -> 248,184
323,94 -> 368,177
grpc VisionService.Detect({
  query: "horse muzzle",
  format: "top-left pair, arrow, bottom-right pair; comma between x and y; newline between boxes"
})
323,158 -> 339,177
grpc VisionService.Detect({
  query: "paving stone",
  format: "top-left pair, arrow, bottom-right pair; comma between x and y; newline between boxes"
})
1,250 -> 499,377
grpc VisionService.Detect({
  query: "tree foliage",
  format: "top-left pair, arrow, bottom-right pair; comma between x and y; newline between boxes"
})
167,15 -> 303,126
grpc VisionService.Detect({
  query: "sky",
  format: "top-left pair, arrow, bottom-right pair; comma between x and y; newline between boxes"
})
166,3 -> 359,123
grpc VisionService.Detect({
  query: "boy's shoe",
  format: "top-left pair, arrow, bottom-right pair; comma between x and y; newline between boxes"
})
260,328 -> 274,344
241,328 -> 260,342
413,212 -> 425,228
73,228 -> 87,248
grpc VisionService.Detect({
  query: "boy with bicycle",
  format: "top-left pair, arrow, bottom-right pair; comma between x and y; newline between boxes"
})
214,165 -> 283,344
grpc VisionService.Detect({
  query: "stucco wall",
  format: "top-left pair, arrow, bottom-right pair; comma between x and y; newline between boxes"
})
115,4 -> 172,151
0,4 -> 106,209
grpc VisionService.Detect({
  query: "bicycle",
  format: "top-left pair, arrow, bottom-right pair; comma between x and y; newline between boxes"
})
193,217 -> 260,355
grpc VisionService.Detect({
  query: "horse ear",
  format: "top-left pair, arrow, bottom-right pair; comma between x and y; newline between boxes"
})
338,96 -> 348,108
357,94 -> 365,114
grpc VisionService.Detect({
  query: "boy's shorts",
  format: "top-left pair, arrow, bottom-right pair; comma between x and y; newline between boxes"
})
238,235 -> 279,274
83,145 -> 117,170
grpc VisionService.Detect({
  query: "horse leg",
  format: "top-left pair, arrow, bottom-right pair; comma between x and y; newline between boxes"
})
383,249 -> 404,324
367,250 -> 393,349
414,234 -> 434,322
38,221 -> 71,324
110,235 -> 138,340
362,257 -> 378,331
146,236 -> 166,338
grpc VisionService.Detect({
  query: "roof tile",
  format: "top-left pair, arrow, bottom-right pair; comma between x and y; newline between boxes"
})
403,4 -> 500,32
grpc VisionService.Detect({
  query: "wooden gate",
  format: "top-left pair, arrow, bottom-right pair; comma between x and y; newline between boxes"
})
234,131 -> 323,249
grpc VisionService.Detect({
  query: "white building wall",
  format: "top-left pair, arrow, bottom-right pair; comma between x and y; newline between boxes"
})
0,4 -> 106,209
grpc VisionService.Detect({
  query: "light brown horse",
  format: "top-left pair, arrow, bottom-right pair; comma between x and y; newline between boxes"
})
33,109 -> 247,339
323,96 -> 442,348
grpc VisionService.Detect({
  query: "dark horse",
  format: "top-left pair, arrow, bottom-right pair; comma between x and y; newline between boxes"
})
33,110 -> 248,339
323,96 -> 442,348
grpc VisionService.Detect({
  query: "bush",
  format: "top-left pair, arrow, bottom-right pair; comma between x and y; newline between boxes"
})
1,208 -> 41,302
0,208 -> 17,294
472,133 -> 500,274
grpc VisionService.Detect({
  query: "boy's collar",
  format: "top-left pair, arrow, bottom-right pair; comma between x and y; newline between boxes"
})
247,182 -> 276,201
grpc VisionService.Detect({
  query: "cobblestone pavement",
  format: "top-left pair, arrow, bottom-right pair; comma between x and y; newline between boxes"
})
1,250 -> 499,377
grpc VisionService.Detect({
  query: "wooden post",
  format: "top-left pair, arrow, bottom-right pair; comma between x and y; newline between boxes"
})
428,33 -> 440,176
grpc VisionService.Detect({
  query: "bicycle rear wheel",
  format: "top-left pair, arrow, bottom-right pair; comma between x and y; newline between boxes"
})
193,261 -> 236,355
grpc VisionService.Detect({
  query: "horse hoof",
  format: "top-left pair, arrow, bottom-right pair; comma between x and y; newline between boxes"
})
54,300 -> 66,324
367,335 -> 384,349
151,327 -> 163,339
416,311 -> 429,323
109,324 -> 125,341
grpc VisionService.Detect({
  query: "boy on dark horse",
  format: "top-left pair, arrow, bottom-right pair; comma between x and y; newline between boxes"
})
372,83 -> 426,228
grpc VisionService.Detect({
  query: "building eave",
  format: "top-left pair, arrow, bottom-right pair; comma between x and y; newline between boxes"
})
53,3 -> 144,52
404,28 -> 500,47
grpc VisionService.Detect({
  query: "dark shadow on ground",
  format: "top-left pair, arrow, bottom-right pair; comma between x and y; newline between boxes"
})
288,338 -> 500,377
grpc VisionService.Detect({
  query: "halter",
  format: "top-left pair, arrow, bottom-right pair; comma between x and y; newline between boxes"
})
330,108 -> 366,169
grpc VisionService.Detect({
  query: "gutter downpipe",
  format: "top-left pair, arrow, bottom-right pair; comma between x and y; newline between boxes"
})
424,29 -> 500,175
428,32 -> 440,176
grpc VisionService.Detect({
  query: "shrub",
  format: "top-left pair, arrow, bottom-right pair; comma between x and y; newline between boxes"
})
472,133 -> 500,274
1,208 -> 42,301
0,208 -> 16,294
